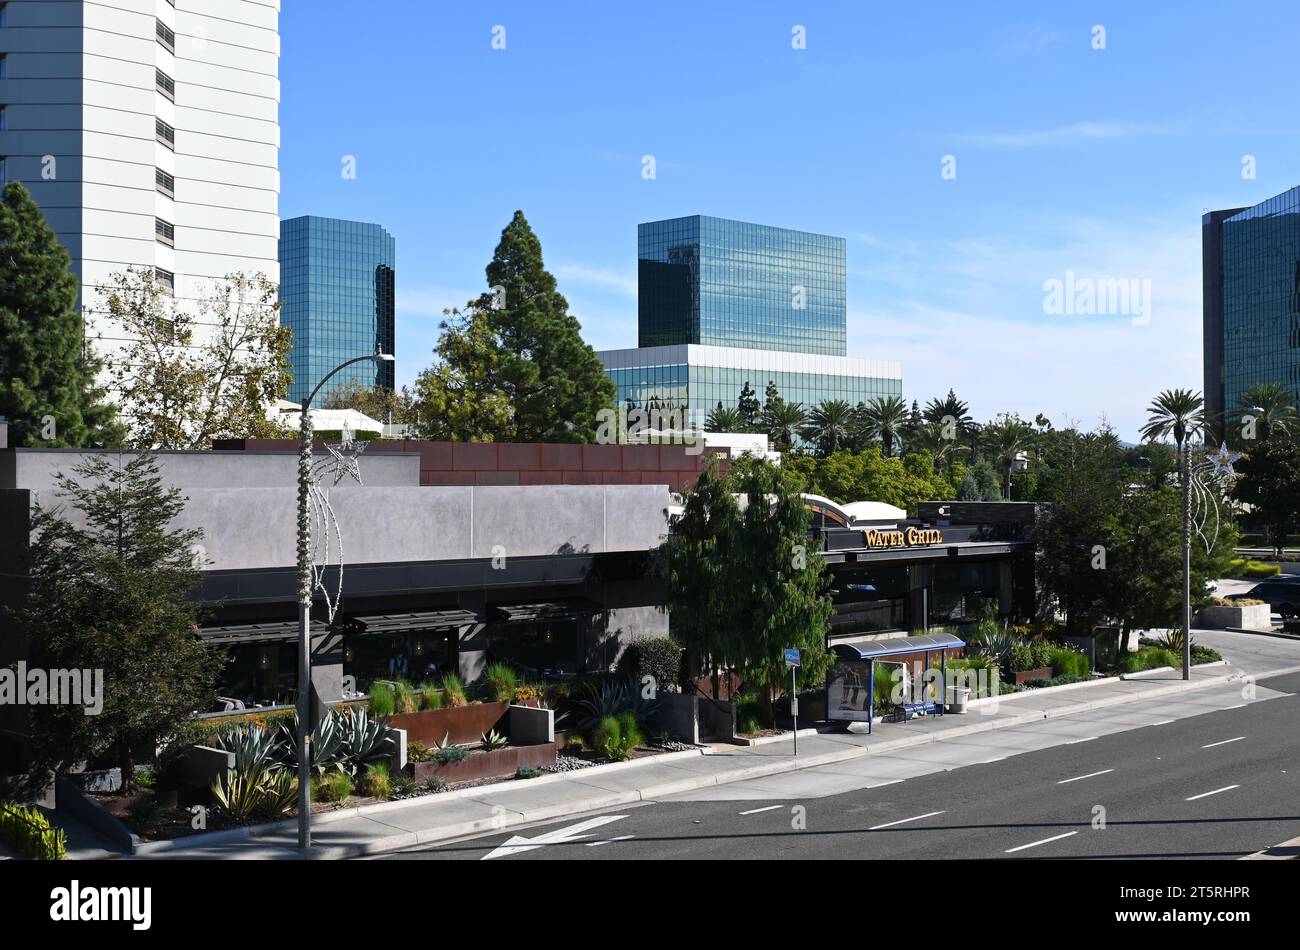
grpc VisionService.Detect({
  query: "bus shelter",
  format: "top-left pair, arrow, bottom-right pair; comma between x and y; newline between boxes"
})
826,632 -> 966,734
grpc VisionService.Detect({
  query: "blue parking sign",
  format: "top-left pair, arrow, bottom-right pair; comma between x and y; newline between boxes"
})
784,648 -> 801,667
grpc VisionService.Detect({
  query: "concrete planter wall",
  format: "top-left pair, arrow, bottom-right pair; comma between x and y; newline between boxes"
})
410,742 -> 556,783
1196,604 -> 1272,631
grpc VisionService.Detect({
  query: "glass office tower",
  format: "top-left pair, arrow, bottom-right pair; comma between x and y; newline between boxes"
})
638,215 -> 846,355
1204,187 -> 1300,439
280,216 -> 396,404
601,214 -> 897,426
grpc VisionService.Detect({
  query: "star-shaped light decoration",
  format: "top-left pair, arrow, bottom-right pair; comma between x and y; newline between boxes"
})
322,421 -> 369,486
1206,442 -> 1242,479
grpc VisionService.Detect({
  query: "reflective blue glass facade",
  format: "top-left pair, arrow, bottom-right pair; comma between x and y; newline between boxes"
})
279,216 -> 396,404
1206,188 -> 1300,435
638,215 -> 846,355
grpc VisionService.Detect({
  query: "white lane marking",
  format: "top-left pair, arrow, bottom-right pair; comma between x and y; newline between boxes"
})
1005,831 -> 1078,853
1202,736 -> 1246,749
983,757 -> 1006,764
738,805 -> 783,816
482,814 -> 628,860
1057,769 -> 1115,785
1067,736 -> 1098,744
1222,704 -> 1247,710
866,779 -> 905,789
1151,720 -> 1175,726
869,810 -> 946,830
585,835 -> 635,847
1185,785 -> 1240,801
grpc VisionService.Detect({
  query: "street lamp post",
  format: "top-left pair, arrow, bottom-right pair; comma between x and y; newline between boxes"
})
1180,439 -> 1191,681
295,350 -> 394,850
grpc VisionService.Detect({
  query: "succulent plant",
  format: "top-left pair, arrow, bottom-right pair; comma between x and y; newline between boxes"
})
480,729 -> 507,752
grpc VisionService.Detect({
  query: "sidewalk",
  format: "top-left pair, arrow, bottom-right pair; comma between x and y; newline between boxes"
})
135,635 -> 1300,860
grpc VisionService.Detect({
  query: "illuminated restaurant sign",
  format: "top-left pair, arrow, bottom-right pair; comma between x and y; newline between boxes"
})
861,527 -> 943,548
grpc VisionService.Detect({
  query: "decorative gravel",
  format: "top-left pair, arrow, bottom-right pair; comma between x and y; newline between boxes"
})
651,740 -> 696,753
544,755 -> 597,773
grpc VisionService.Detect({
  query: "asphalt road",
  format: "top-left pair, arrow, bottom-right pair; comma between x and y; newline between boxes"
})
383,671 -> 1300,861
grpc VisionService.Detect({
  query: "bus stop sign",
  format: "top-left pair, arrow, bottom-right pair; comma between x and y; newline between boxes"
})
784,649 -> 801,668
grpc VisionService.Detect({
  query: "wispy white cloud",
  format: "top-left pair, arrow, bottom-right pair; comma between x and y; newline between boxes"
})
553,263 -> 638,297
955,120 -> 1177,149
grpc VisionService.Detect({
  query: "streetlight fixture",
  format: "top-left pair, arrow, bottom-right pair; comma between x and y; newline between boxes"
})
294,349 -> 394,849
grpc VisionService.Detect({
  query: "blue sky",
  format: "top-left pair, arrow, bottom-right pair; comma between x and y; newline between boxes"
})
279,1 -> 1300,440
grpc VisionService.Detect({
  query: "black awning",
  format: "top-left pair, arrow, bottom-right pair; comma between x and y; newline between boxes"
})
488,600 -> 602,624
196,620 -> 327,645
345,609 -> 480,636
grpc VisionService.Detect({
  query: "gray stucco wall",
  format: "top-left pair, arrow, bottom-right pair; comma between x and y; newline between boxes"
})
0,448 -> 421,494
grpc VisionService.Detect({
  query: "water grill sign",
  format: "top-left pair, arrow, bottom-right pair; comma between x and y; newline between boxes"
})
861,527 -> 943,548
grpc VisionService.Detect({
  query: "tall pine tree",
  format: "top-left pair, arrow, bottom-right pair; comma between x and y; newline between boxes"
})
414,210 -> 616,442
0,182 -> 119,446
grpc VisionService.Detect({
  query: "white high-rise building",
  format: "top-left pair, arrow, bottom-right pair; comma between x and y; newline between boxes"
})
0,0 -> 280,361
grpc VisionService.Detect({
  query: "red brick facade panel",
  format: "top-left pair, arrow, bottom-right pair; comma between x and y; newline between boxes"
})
541,444 -> 582,470
497,443 -> 542,471
452,442 -> 498,471
581,444 -> 622,471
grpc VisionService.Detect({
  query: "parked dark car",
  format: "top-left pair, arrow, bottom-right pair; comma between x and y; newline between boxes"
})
1226,578 -> 1300,617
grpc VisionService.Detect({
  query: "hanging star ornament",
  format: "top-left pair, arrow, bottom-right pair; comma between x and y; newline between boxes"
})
1206,442 -> 1242,479
322,421 -> 369,486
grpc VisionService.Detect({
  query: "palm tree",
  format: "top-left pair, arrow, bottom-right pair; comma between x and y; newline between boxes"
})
705,402 -> 743,433
857,395 -> 909,457
1236,381 -> 1298,442
923,389 -> 973,435
764,401 -> 807,453
803,399 -> 855,455
913,421 -> 963,475
1140,388 -> 1205,682
982,413 -> 1035,499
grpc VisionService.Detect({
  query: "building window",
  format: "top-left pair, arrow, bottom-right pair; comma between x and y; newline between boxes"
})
0,55 -> 7,80
0,107 -> 6,133
154,267 -> 175,292
155,217 -> 174,247
0,5 -> 7,29
155,68 -> 174,101
156,19 -> 175,53
155,118 -> 175,150
155,168 -> 174,197
0,157 -> 6,184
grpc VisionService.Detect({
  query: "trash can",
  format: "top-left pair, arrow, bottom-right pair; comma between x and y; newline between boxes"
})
946,685 -> 970,714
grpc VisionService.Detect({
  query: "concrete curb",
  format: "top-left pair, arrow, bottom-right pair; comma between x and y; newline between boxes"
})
1240,835 -> 1300,860
140,662 -> 1300,860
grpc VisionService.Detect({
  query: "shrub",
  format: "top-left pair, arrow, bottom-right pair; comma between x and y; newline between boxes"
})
1048,647 -> 1090,679
393,680 -> 419,714
316,770 -> 353,803
1228,557 -> 1281,578
735,697 -> 766,735
433,744 -> 469,765
439,673 -> 467,707
513,683 -> 542,702
418,683 -> 445,710
392,775 -> 419,797
368,681 -> 396,717
1191,643 -> 1223,665
515,767 -> 543,780
564,735 -> 586,752
126,795 -> 164,832
361,763 -> 391,800
483,662 -> 519,703
407,739 -> 429,763
1120,647 -> 1180,674
0,802 -> 66,860
593,714 -> 639,761
423,776 -> 448,794
615,637 -> 684,694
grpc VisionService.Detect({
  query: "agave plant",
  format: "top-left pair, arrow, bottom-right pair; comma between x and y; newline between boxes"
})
480,729 -> 507,752
576,675 -> 659,735
255,770 -> 298,819
211,768 -> 298,823
432,732 -> 454,751
966,619 -> 1015,662
277,709 -> 346,777
212,723 -> 285,781
338,707 -> 396,774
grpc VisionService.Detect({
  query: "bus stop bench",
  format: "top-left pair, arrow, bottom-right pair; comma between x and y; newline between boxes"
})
898,701 -> 938,721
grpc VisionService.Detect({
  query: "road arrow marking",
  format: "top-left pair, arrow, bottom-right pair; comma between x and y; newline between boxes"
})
481,815 -> 629,860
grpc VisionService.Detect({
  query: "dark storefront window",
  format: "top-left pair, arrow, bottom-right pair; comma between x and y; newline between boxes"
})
830,564 -> 910,636
930,562 -> 1000,625
486,620 -> 581,680
218,643 -> 298,707
346,632 -> 454,691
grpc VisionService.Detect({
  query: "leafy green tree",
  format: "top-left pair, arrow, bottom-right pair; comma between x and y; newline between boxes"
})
101,268 -> 292,449
413,211 -> 615,442
0,181 -> 119,447
923,389 -> 973,434
12,454 -> 224,791
736,381 -> 761,431
321,381 -> 416,426
1235,438 -> 1300,556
